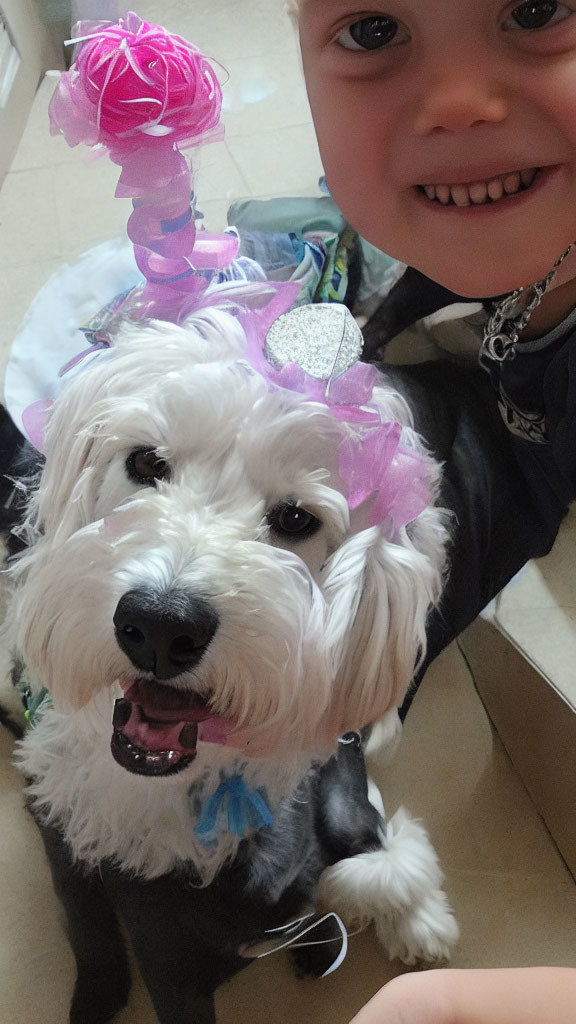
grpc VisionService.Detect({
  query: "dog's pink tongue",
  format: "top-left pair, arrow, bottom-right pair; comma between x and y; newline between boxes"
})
121,703 -> 187,752
117,683 -> 236,753
197,716 -> 234,745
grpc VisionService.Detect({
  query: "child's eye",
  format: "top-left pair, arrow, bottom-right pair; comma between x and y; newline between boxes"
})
336,15 -> 408,51
503,0 -> 572,30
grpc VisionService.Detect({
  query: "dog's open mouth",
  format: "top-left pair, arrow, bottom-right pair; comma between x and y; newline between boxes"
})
111,679 -> 236,777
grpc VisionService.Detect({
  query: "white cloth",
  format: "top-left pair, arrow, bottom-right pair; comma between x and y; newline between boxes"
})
4,237 -> 141,441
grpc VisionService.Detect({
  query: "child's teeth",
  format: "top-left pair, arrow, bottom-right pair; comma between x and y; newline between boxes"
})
520,168 -> 536,187
450,185 -> 471,207
421,167 -> 539,205
503,172 -> 521,194
487,178 -> 505,201
469,181 -> 488,205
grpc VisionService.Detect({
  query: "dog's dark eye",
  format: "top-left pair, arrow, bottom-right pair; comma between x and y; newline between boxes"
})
126,448 -> 170,486
267,502 -> 321,540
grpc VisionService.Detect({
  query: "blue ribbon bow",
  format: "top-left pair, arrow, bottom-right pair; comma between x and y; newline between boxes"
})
194,774 -> 274,845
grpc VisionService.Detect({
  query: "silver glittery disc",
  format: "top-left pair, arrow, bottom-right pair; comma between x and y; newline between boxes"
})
265,303 -> 364,380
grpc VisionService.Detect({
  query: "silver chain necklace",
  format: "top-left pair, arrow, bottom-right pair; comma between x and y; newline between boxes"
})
482,244 -> 574,362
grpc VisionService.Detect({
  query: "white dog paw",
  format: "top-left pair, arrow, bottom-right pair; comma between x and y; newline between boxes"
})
317,804 -> 459,966
376,887 -> 460,966
381,806 -> 447,905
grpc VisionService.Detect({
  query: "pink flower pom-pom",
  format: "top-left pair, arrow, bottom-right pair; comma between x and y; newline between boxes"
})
50,11 -> 222,153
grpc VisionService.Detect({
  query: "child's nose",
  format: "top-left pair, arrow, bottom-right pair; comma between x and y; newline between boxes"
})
413,72 -> 509,137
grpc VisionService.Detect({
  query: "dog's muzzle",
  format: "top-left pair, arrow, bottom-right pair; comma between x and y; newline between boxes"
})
111,587 -> 232,778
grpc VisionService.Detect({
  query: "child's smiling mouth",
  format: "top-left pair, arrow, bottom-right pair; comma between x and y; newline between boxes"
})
418,167 -> 539,208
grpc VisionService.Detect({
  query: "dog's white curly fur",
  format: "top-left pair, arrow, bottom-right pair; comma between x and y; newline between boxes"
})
9,307 -> 455,958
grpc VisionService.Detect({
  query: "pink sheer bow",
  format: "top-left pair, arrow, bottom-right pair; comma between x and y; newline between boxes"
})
240,309 -> 433,531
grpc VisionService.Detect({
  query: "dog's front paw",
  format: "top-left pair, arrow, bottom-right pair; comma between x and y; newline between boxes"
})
376,887 -> 460,966
373,809 -> 460,966
316,805 -> 459,966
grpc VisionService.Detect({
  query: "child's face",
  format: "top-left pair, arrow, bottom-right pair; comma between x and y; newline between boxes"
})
298,0 -> 576,297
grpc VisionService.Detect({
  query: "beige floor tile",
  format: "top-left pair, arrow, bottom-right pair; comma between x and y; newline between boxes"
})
371,643 -> 576,880
135,0 -> 299,61
490,508 -> 576,715
195,141 -> 253,202
51,159 -> 130,261
221,50 -> 311,139
384,324 -> 442,365
0,167 -> 60,268
459,616 -> 576,877
227,124 -> 324,196
215,930 -> 403,1024
0,954 -> 75,1024
490,606 -> 576,709
444,870 -> 576,968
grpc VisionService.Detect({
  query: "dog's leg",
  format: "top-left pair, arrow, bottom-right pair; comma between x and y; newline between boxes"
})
315,734 -> 459,966
111,875 -> 244,1024
37,821 -> 131,1024
136,963 -> 217,1024
142,985 -> 216,1024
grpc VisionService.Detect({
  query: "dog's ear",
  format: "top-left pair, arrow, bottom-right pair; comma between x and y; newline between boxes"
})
28,388 -> 98,543
322,521 -> 443,737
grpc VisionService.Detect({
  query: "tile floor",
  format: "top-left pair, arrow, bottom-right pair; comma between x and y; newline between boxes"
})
493,506 -> 576,711
0,2 -> 575,1022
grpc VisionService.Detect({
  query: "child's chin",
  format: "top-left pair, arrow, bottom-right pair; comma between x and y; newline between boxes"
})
414,260 -> 544,302
418,235 -> 575,300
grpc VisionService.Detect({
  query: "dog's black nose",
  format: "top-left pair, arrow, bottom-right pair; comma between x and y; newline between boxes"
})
113,588 -> 219,680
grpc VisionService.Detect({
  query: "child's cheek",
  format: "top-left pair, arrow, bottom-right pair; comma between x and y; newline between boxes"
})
519,65 -> 576,148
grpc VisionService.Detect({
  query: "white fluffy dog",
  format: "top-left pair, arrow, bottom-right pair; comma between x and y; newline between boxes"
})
8,305 -> 458,1024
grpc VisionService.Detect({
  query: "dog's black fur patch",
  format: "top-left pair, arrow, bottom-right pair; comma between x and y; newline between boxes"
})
34,737 -> 382,1024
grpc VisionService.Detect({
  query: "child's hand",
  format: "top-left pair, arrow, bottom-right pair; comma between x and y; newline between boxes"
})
350,968 -> 576,1024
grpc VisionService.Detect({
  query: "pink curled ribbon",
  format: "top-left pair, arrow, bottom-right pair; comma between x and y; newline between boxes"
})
49,11 -> 231,323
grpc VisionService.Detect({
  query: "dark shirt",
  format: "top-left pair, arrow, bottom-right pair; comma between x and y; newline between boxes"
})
479,310 -> 576,525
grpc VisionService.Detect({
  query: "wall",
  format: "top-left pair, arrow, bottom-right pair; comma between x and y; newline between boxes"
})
0,0 -> 63,185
